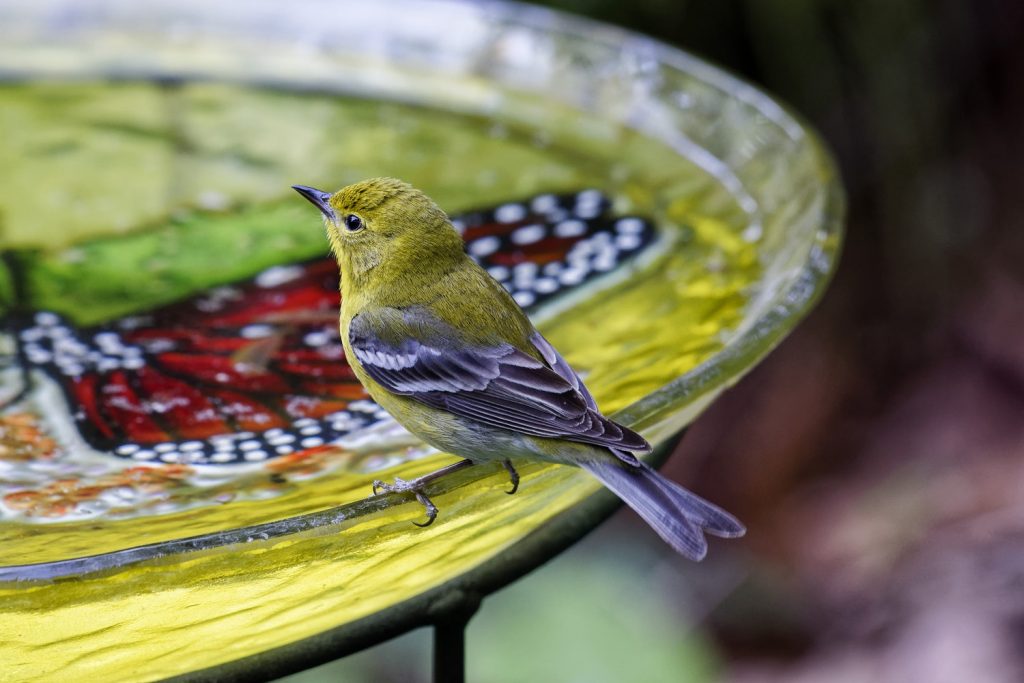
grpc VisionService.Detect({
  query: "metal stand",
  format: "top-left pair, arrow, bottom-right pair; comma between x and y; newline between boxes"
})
432,599 -> 480,683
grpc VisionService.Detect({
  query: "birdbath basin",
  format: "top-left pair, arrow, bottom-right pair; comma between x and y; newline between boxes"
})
0,0 -> 843,680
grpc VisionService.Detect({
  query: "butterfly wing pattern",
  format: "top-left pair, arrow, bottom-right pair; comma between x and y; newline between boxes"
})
12,191 -> 655,465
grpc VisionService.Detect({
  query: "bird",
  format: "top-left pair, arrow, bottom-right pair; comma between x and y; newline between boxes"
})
292,178 -> 745,560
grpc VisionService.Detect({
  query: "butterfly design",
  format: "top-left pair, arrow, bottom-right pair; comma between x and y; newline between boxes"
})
6,190 -> 655,465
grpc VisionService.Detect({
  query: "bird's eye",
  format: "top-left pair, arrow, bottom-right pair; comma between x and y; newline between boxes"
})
344,214 -> 364,232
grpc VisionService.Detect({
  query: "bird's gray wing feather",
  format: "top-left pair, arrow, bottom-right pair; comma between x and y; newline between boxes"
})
349,309 -> 650,452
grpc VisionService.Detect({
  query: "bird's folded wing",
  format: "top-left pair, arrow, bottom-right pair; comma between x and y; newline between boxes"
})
348,308 -> 650,452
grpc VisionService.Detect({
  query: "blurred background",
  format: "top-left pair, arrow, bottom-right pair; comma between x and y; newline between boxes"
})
284,1 -> 1024,681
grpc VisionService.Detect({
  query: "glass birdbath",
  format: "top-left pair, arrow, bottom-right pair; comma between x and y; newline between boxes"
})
0,0 -> 843,680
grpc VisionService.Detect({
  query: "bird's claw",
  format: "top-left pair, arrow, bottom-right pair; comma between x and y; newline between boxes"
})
371,476 -> 439,527
411,490 -> 439,527
370,479 -> 397,493
502,459 -> 520,495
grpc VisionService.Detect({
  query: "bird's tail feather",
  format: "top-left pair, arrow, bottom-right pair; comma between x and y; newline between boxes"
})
580,457 -> 745,561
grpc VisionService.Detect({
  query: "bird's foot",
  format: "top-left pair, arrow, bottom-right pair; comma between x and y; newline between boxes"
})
502,459 -> 520,495
371,477 -> 439,527
371,459 -> 475,527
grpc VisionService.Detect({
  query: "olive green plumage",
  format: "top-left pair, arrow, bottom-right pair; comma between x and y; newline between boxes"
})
293,177 -> 745,560
328,178 -> 535,350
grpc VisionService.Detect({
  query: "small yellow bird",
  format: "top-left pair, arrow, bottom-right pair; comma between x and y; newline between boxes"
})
293,178 -> 744,560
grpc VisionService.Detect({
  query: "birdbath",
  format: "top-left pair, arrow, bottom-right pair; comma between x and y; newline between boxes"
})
0,1 -> 843,681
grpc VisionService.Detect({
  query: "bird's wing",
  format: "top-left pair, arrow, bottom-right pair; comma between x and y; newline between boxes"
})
349,307 -> 650,452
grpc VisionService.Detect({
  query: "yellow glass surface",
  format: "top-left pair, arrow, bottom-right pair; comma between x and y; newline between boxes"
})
0,1 -> 843,680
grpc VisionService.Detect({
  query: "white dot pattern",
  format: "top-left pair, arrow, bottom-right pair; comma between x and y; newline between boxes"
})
62,401 -> 388,466
469,191 -> 655,311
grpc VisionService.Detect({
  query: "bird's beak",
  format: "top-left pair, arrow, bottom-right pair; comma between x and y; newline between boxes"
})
292,185 -> 336,221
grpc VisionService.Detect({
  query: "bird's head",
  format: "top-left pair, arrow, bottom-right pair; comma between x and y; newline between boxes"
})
293,178 -> 464,286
